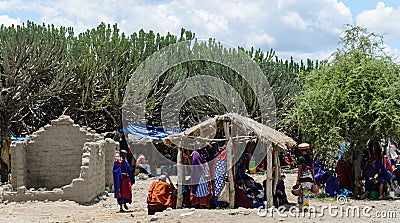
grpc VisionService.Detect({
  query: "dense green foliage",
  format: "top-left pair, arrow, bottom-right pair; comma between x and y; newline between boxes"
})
1,21 -> 312,138
0,21 -> 73,136
284,25 -> 400,154
3,21 -> 399,179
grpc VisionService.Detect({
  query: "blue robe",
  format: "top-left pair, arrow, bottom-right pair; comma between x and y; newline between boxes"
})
113,158 -> 135,205
325,175 -> 340,197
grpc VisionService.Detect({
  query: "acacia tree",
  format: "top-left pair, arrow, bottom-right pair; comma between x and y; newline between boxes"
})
284,24 -> 400,156
0,21 -> 72,181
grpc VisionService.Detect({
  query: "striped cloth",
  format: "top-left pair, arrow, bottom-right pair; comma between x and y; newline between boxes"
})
194,163 -> 211,197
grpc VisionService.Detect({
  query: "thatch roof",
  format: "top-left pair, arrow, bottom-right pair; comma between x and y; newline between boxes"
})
163,113 -> 296,150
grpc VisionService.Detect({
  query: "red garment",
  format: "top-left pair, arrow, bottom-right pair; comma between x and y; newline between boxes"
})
191,194 -> 212,208
287,154 -> 294,164
384,157 -> 394,174
235,188 -> 254,208
283,157 -> 291,165
336,160 -> 351,190
119,175 -> 132,199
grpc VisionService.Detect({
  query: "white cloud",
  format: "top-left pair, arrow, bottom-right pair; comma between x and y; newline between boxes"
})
356,2 -> 400,41
0,15 -> 21,26
6,0 -> 398,62
246,33 -> 276,48
382,43 -> 400,64
282,11 -> 309,31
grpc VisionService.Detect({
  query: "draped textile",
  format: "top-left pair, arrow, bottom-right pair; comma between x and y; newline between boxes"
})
113,158 -> 135,205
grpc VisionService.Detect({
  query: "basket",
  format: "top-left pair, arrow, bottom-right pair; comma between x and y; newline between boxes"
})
311,184 -> 319,194
291,184 -> 303,196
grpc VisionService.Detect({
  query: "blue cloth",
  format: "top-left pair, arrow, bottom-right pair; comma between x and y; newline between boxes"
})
253,202 -> 265,208
365,161 -> 387,191
339,189 -> 352,197
338,141 -> 350,159
314,167 -> 328,185
191,149 -> 210,197
213,158 -> 227,197
119,124 -> 186,140
325,175 -> 340,197
236,163 -> 245,180
113,158 -> 135,205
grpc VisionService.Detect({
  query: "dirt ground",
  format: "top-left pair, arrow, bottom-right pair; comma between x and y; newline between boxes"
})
1,172 -> 400,223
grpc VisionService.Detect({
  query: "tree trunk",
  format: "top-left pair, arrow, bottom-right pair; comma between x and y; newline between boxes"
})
353,148 -> 362,195
0,136 -> 11,183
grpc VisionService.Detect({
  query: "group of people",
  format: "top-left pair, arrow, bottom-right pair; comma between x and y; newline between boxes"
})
186,142 -> 289,209
111,138 -> 400,214
295,139 -> 400,203
361,139 -> 399,199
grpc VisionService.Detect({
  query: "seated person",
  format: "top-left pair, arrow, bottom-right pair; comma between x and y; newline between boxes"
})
147,175 -> 176,215
279,152 -> 287,166
243,178 -> 264,207
394,167 -> 400,186
276,175 -> 288,205
235,179 -> 254,208
381,155 -> 395,190
364,156 -> 387,198
325,170 -> 340,197
136,154 -> 154,177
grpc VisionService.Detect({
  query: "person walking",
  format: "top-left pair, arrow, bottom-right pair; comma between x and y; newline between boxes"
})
296,143 -> 316,209
113,149 -> 135,212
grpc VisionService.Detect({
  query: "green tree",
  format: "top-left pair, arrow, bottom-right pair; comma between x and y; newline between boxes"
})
0,21 -> 72,180
284,24 -> 400,154
67,24 -> 193,131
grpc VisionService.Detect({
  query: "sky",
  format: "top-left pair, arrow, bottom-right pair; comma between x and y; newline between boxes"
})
1,0 -> 400,63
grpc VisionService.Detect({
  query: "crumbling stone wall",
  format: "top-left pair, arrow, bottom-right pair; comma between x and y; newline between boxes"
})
6,115 -> 118,203
61,140 -> 116,203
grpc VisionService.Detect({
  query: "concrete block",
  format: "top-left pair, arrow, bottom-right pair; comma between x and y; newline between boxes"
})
17,186 -> 26,194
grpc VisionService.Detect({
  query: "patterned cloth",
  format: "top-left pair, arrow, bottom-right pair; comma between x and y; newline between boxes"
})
194,163 -> 211,197
213,157 -> 227,197
298,189 -> 309,209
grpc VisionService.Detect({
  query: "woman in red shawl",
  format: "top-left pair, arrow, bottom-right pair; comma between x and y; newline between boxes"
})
113,150 -> 135,212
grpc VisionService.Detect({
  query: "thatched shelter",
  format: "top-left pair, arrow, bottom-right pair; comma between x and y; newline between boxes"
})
163,113 -> 296,208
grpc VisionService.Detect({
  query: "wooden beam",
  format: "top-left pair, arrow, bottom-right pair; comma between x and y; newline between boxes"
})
176,146 -> 183,208
224,121 -> 235,209
273,144 -> 279,196
265,141 -> 273,208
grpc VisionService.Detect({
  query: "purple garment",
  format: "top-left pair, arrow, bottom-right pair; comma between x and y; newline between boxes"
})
365,161 -> 386,191
191,149 -> 208,195
325,175 -> 340,196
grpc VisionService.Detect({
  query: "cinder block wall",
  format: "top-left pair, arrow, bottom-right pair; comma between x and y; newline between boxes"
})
104,139 -> 118,188
11,141 -> 27,188
8,115 -> 118,203
25,116 -> 99,189
61,142 -> 104,203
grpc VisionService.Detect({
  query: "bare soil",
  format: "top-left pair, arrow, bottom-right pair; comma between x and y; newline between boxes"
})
1,172 -> 399,223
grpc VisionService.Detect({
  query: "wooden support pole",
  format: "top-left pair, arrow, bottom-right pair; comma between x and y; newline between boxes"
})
177,147 -> 183,208
224,121 -> 235,209
273,144 -> 279,196
265,141 -> 273,208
